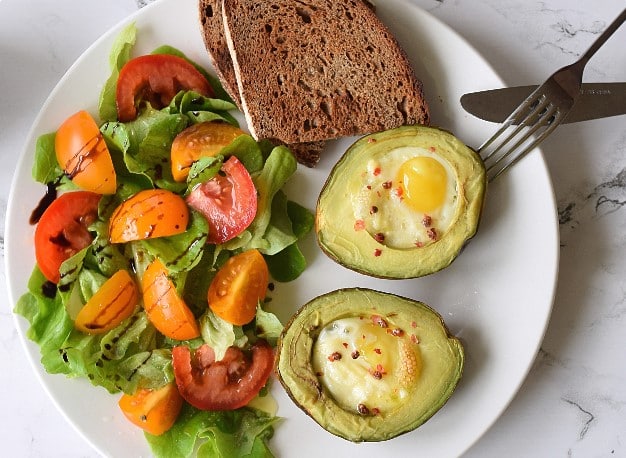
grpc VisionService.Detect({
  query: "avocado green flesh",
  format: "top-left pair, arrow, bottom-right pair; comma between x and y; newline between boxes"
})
276,288 -> 464,442
315,125 -> 486,279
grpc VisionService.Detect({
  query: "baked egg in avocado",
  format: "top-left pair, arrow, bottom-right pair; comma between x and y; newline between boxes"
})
316,125 -> 486,279
275,288 -> 464,442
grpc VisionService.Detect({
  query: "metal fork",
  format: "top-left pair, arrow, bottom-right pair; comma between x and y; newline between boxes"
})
479,8 -> 626,182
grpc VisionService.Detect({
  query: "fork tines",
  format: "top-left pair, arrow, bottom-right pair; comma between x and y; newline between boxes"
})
478,92 -> 565,181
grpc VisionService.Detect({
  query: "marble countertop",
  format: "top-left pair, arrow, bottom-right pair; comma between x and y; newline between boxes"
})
1,0 -> 624,456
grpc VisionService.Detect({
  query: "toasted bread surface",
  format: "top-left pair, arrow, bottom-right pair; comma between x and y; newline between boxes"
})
199,0 -> 326,166
199,0 -> 241,106
221,0 -> 430,145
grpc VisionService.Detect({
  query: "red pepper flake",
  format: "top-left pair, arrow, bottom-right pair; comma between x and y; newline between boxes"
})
382,181 -> 392,189
328,351 -> 342,362
370,364 -> 386,379
354,219 -> 365,231
366,184 -> 372,190
373,167 -> 381,176
427,227 -> 438,240
391,328 -> 404,337
411,321 -> 417,328
429,146 -> 436,152
370,205 -> 378,214
371,315 -> 388,328
357,404 -> 370,415
374,232 -> 385,243
315,371 -> 324,377
367,137 -> 377,143
395,186 -> 404,197
373,348 -> 382,354
373,248 -> 382,257
410,334 -> 420,344
422,215 -> 432,227
371,407 -> 381,415
342,342 -> 348,349
414,240 -> 424,248
351,350 -> 360,359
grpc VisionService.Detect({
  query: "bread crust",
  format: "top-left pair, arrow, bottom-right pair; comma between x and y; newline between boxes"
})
199,0 -> 325,166
199,0 -> 242,106
221,0 -> 430,145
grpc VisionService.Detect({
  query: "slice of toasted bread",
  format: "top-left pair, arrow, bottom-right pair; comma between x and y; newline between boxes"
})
199,0 -> 242,107
199,0 -> 325,167
221,0 -> 430,145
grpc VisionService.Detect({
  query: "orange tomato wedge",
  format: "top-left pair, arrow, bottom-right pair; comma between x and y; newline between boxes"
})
171,121 -> 245,182
118,382 -> 183,436
109,189 -> 189,243
55,110 -> 116,194
141,258 -> 200,340
74,270 -> 138,334
207,249 -> 269,326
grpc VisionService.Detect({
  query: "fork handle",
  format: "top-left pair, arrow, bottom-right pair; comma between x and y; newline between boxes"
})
578,8 -> 626,66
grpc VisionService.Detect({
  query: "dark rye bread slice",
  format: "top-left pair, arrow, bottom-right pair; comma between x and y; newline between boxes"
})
198,0 -> 325,167
199,0 -> 242,107
221,0 -> 430,145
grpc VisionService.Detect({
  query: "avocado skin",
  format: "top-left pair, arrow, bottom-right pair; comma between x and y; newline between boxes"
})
275,288 -> 464,442
315,125 -> 487,279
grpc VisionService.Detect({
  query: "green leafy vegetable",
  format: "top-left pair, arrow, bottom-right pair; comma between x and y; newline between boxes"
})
99,22 -> 137,122
32,133 -> 74,189
17,21 -> 315,458
146,404 -> 279,458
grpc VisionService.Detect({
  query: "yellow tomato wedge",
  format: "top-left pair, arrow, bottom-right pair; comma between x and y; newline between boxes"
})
207,249 -> 269,326
55,110 -> 116,194
74,270 -> 138,334
118,382 -> 183,436
142,258 -> 200,340
171,121 -> 245,182
109,189 -> 189,243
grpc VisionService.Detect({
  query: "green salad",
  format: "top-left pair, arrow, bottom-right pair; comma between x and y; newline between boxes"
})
15,23 -> 313,457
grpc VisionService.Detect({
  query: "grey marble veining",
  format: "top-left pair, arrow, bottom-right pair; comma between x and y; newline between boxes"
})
1,0 -> 624,456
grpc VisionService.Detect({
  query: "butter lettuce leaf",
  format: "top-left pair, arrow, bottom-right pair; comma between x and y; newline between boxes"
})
15,266 -> 168,394
31,132 -> 75,189
140,209 -> 209,273
245,146 -> 297,254
146,404 -> 279,458
99,22 -> 137,122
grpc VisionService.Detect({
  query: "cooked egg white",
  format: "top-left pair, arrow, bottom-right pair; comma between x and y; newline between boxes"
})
312,316 -> 421,415
352,146 -> 458,249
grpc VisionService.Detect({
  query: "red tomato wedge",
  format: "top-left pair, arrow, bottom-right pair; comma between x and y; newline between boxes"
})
208,250 -> 269,326
186,156 -> 257,244
142,258 -> 200,340
170,121 -> 245,182
118,382 -> 183,436
171,340 -> 274,411
55,110 -> 116,194
74,270 -> 138,334
116,54 -> 214,122
109,189 -> 189,243
34,191 -> 101,283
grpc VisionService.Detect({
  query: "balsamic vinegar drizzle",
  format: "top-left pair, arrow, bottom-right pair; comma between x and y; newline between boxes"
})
29,182 -> 58,225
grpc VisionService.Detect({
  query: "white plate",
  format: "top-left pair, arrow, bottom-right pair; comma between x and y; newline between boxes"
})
5,0 -> 559,456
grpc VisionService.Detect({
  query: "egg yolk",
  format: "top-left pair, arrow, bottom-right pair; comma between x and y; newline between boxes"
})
397,156 -> 448,213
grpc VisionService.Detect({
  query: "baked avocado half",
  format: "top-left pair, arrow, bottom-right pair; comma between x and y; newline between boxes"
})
276,288 -> 464,442
316,125 -> 486,279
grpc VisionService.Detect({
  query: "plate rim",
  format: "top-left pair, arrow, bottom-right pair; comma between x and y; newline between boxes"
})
5,0 -> 560,456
